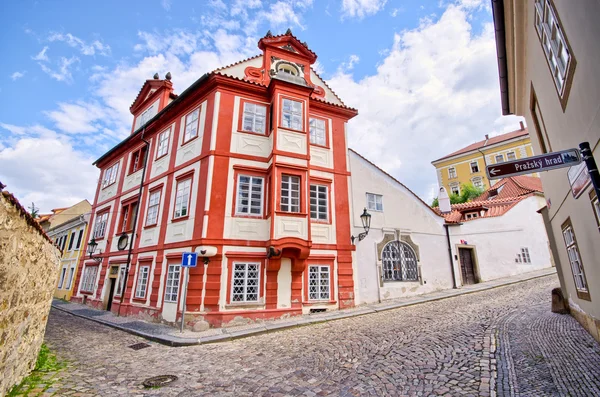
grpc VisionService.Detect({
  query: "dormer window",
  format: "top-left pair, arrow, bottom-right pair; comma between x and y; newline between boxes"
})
278,63 -> 298,76
135,100 -> 159,131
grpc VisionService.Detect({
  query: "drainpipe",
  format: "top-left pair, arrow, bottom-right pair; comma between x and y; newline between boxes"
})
444,224 -> 458,289
117,128 -> 150,316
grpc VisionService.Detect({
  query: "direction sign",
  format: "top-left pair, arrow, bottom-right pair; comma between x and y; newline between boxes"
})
486,148 -> 581,180
181,252 -> 198,268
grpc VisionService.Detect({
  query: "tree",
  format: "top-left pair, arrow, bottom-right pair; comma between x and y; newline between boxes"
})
431,183 -> 484,208
29,202 -> 39,219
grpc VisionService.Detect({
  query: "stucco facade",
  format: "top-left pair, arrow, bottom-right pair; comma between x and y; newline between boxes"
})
493,0 -> 600,341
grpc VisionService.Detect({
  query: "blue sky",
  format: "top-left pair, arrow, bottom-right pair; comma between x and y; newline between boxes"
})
0,0 -> 521,212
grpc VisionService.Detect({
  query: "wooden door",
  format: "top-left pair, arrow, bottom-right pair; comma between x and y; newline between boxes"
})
459,248 -> 477,285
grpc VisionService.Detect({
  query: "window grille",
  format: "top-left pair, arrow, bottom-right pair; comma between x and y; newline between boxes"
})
521,248 -> 531,263
164,264 -> 181,302
382,241 -> 419,281
308,265 -> 330,300
232,263 -> 260,302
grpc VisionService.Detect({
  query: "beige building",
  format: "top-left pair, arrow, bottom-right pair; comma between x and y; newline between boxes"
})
431,124 -> 535,195
493,0 -> 600,341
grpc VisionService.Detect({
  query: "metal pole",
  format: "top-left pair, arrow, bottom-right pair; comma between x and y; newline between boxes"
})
180,267 -> 189,333
117,128 -> 150,316
444,224 -> 458,289
579,142 -> 600,201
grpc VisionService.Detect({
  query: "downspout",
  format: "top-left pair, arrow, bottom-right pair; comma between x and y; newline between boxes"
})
117,127 -> 150,316
444,224 -> 458,289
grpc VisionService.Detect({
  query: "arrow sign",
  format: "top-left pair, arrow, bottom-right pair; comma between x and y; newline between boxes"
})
181,252 -> 198,268
486,148 -> 581,180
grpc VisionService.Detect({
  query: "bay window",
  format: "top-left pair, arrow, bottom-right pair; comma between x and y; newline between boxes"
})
236,175 -> 264,216
281,175 -> 300,213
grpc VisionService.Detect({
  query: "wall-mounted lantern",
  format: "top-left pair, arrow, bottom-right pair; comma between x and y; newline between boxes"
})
351,208 -> 372,245
87,237 -> 102,262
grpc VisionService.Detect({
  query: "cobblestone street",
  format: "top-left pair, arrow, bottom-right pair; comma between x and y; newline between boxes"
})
36,275 -> 600,396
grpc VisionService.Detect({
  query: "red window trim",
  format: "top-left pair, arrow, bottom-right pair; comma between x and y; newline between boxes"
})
93,208 -> 110,241
225,256 -> 266,305
308,114 -> 330,149
182,106 -> 201,145
278,95 -> 306,133
128,145 -> 147,175
132,262 -> 152,301
277,166 -> 306,215
172,175 -> 194,221
161,257 -> 184,309
303,258 -> 335,303
232,167 -> 269,219
144,187 -> 163,228
80,263 -> 99,293
155,127 -> 172,160
118,200 -> 139,234
237,98 -> 270,137
102,161 -> 120,190
309,178 -> 332,225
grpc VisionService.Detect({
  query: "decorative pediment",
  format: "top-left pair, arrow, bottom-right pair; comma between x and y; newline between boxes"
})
258,29 -> 317,64
130,78 -> 172,114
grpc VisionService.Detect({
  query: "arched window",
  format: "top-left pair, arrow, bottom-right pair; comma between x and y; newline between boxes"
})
381,241 -> 418,281
277,63 -> 298,76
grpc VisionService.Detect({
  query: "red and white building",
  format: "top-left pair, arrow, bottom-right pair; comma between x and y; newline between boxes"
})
72,30 -> 358,327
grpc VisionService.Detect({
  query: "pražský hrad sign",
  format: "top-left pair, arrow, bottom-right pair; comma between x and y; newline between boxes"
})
486,148 -> 581,180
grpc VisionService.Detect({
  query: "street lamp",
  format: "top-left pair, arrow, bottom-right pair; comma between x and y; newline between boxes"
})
87,237 -> 102,262
351,208 -> 372,244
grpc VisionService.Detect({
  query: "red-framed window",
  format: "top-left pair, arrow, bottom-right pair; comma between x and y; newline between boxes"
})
309,115 -> 329,148
93,209 -> 109,239
81,264 -> 99,293
129,146 -> 147,175
119,198 -> 139,233
101,161 -> 119,188
238,99 -> 269,135
232,166 -> 269,218
280,97 -> 304,131
155,127 -> 171,159
173,174 -> 193,220
134,263 -> 151,299
182,107 -> 200,144
309,179 -> 331,224
303,257 -> 335,303
225,254 -> 266,305
145,187 -> 162,227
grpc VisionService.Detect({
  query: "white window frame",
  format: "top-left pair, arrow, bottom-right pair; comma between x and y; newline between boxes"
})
75,229 -> 83,250
183,108 -> 200,143
308,265 -> 330,301
236,175 -> 264,216
137,103 -> 156,129
281,98 -> 303,131
472,177 -> 483,189
94,212 -> 109,239
507,151 -> 517,161
145,190 -> 161,226
101,162 -> 119,188
81,265 -> 98,292
495,154 -> 504,163
173,178 -> 191,219
309,118 -> 326,146
450,184 -> 460,196
242,102 -> 267,134
135,265 -> 150,299
58,265 -> 67,289
156,128 -> 171,158
466,212 -> 479,220
164,264 -> 181,303
281,175 -> 300,213
310,184 -> 328,221
470,162 -> 479,173
448,167 -> 457,179
231,262 -> 261,303
115,265 -> 127,297
561,223 -> 588,293
65,264 -> 76,290
521,247 -> 531,263
366,193 -> 383,211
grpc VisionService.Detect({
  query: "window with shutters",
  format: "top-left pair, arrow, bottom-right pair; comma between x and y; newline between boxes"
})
281,98 -> 303,131
235,175 -> 264,216
240,101 -> 267,135
561,219 -> 590,300
119,200 -> 138,233
281,175 -> 300,213
145,189 -> 161,226
156,128 -> 171,159
183,108 -> 200,144
231,262 -> 260,302
310,184 -> 328,222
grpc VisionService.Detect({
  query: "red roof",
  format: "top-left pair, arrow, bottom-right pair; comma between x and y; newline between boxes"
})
435,175 -> 543,223
432,127 -> 529,163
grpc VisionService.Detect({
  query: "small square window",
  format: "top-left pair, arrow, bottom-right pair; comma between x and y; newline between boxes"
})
470,162 -> 479,173
366,193 -> 383,211
495,154 -> 504,163
507,152 -> 517,161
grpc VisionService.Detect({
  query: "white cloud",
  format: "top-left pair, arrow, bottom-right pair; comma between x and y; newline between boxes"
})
231,0 -> 262,18
39,56 -> 79,83
341,0 -> 387,19
161,0 -> 172,11
0,135 -> 97,213
339,54 -> 360,72
44,101 -> 110,134
48,32 -> 111,56
32,46 -> 50,62
259,1 -> 307,30
328,4 -> 523,200
10,71 -> 26,81
134,30 -> 202,56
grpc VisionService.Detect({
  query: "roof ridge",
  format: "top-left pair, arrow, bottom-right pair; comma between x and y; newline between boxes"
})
310,66 -> 346,106
213,54 -> 262,72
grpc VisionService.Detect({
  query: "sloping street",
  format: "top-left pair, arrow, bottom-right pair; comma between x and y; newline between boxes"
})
37,275 -> 600,396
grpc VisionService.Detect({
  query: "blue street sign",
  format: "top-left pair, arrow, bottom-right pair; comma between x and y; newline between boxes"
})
181,252 -> 198,268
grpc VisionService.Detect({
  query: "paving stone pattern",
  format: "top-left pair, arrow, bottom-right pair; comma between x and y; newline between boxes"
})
37,275 -> 600,396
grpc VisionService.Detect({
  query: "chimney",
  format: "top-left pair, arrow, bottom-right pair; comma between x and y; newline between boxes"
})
520,121 -> 525,130
438,187 -> 451,214
485,134 -> 489,140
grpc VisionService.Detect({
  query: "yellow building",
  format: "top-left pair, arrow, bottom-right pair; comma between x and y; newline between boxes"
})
431,124 -> 535,196
46,200 -> 92,300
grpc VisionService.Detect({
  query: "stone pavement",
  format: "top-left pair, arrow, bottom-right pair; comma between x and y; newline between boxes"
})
30,273 -> 600,396
50,268 -> 558,346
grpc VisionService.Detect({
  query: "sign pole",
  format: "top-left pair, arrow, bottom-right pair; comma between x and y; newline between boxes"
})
579,142 -> 600,201
180,266 -> 189,333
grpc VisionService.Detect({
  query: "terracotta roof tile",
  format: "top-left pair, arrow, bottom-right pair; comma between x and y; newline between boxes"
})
475,175 -> 543,201
432,128 -> 529,163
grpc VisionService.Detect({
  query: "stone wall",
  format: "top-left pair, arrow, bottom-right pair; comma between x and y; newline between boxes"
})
0,190 -> 61,396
